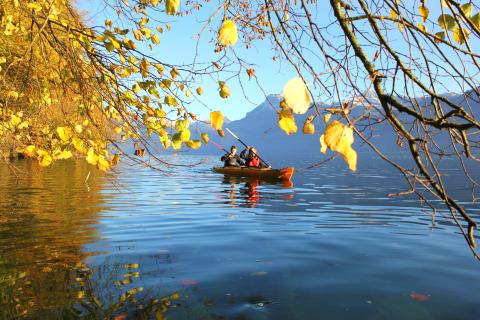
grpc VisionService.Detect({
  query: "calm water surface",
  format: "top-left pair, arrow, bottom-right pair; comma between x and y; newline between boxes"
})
0,156 -> 479,319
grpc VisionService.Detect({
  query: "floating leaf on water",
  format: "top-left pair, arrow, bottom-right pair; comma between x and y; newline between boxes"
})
181,279 -> 198,286
410,292 -> 431,302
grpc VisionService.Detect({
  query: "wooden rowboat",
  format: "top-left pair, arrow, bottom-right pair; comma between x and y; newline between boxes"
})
213,166 -> 294,181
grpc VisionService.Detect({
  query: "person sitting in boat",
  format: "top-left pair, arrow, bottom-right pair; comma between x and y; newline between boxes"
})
221,146 -> 244,167
244,147 -> 271,169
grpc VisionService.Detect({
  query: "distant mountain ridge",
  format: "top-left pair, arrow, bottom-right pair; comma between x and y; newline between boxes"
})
160,90 -> 479,162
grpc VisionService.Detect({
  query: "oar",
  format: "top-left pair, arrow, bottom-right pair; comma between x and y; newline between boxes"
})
211,140 -> 229,153
225,128 -> 271,168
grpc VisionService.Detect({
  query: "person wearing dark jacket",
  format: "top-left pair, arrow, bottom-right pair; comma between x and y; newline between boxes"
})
221,146 -> 244,167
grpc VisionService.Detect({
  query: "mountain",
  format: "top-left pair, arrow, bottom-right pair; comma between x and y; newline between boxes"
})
128,90 -> 479,168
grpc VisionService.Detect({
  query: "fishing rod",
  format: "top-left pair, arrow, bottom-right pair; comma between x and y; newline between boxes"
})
225,128 -> 271,168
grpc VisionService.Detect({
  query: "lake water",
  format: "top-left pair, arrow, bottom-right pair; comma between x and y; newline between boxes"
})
0,155 -> 479,319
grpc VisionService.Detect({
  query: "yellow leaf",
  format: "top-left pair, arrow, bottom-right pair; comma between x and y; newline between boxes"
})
185,88 -> 192,97
283,77 -> 310,114
53,149 -> 73,160
218,20 -> 238,46
389,9 -> 397,20
37,150 -> 53,167
210,111 -> 224,130
219,82 -> 230,99
111,154 -> 120,165
72,137 -> 85,153
155,63 -> 164,75
170,68 -> 179,79
321,120 -> 357,172
175,119 -> 189,131
196,86 -> 203,95
9,114 -> 21,127
201,133 -> 209,144
165,0 -> 180,15
472,13 -> 480,29
180,129 -> 191,142
86,147 -> 99,165
453,28 -> 468,45
217,129 -> 225,137
7,91 -> 19,99
461,2 -> 472,18
435,31 -> 445,43
302,117 -> 315,134
57,126 -> 73,142
141,27 -> 152,39
417,23 -> 426,32
186,140 -> 201,149
133,29 -> 143,41
97,155 -> 110,172
151,34 -> 160,44
162,139 -> 171,149
164,95 -> 178,106
172,139 -> 182,150
75,124 -> 83,134
323,113 -> 332,123
23,145 -> 36,158
418,5 -> 429,23
320,135 -> 327,153
278,109 -> 297,135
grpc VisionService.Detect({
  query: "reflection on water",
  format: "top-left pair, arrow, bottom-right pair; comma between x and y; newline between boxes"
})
221,175 -> 293,208
1,156 -> 480,319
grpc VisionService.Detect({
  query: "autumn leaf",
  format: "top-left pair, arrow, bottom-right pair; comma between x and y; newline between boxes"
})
410,292 -> 431,302
278,108 -> 297,135
283,77 -> 310,114
111,154 -> 120,165
438,14 -> 456,31
37,150 -> 53,167
460,2 -> 473,18
323,113 -> 332,123
320,120 -> 357,172
186,140 -> 201,149
23,145 -> 36,158
210,111 -> 224,130
453,27 -> 469,45
57,126 -> 73,142
247,68 -> 255,79
302,116 -> 315,134
165,0 -> 180,15
418,5 -> 429,22
201,133 -> 209,144
196,86 -> 203,95
218,20 -> 238,46
219,81 -> 230,99
179,129 -> 191,142
86,147 -> 99,165
72,137 -> 85,153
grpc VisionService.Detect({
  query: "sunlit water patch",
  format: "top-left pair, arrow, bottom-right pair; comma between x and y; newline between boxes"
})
0,156 -> 479,319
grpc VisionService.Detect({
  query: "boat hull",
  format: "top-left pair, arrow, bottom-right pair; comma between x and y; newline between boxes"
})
213,166 -> 294,181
